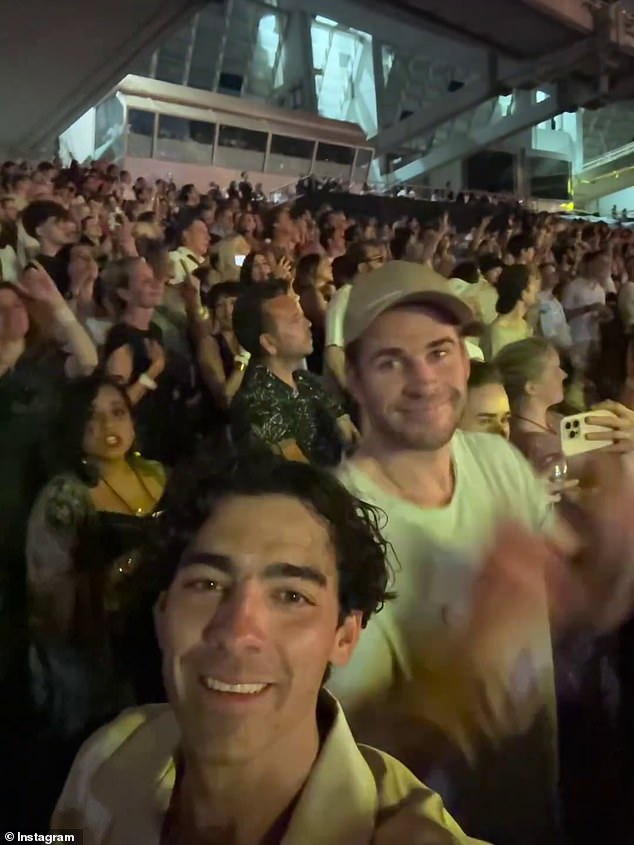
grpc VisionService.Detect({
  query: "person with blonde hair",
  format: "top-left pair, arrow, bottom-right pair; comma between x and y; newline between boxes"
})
494,336 -> 634,477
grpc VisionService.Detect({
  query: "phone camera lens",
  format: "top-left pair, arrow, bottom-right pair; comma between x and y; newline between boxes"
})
565,422 -> 572,430
573,420 -> 580,428
570,431 -> 577,439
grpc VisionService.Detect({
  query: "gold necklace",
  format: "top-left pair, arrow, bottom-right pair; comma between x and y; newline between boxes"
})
100,466 -> 156,516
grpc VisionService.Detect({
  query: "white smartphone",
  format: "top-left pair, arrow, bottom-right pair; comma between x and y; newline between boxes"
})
234,254 -> 247,267
560,411 -> 617,457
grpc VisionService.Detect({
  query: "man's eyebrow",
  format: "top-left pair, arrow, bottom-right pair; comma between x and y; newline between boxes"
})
178,554 -> 327,587
369,346 -> 403,362
427,337 -> 457,349
179,552 -> 234,573
263,562 -> 327,587
369,337 -> 456,361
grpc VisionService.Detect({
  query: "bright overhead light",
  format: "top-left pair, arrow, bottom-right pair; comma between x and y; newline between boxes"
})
315,15 -> 338,26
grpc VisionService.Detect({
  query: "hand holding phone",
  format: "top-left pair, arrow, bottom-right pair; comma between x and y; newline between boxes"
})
560,411 -> 618,457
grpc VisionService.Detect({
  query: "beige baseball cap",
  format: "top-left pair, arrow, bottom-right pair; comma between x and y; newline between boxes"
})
343,260 -> 478,346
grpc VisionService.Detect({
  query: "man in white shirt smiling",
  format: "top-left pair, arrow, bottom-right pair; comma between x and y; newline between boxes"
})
328,260 -> 634,844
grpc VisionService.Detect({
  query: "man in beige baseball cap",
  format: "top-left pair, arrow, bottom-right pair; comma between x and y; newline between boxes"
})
343,260 -> 479,346
329,258 -> 563,842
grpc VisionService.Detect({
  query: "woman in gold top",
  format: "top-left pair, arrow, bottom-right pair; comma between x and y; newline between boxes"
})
27,374 -> 166,741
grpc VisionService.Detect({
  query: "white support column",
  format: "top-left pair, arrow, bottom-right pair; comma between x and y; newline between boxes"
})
182,12 -> 200,86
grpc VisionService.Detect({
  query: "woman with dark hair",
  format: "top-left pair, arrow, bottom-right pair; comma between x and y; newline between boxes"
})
195,281 -> 248,408
239,250 -> 272,285
294,253 -> 334,374
26,374 -> 166,739
482,264 -> 539,359
235,211 -> 258,251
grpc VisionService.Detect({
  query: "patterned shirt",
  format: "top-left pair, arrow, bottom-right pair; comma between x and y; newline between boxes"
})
231,363 -> 345,466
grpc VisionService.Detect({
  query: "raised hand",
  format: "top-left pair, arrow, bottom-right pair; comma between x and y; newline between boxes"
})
18,261 -> 65,308
113,215 -> 137,257
68,247 -> 99,305
584,401 -> 634,454
275,256 -> 295,283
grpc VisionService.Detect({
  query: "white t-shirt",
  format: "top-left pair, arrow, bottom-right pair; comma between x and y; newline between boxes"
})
325,284 -> 352,348
538,291 -> 572,350
330,430 -> 557,841
332,431 -> 553,699
561,277 -> 605,344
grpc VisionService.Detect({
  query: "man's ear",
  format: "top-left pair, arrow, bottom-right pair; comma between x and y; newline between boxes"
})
260,332 -> 276,357
525,379 -> 538,397
329,611 -> 362,668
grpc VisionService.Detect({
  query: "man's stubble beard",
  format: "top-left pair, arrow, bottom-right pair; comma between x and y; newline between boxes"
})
373,388 -> 465,453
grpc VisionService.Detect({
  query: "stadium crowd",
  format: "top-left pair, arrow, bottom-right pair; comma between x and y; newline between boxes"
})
3,155 -> 634,843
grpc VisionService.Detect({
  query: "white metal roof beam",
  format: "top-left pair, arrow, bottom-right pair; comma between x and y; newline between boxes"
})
388,81 -> 593,184
373,35 -> 597,154
278,0 -> 487,68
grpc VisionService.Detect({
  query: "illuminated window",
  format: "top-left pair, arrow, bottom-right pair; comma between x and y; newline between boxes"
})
310,17 -> 377,135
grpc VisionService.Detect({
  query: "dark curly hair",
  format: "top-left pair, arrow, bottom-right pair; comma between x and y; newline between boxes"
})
144,450 -> 394,626
48,373 -> 134,485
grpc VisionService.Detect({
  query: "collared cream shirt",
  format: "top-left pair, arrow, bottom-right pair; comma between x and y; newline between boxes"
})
51,692 -> 488,845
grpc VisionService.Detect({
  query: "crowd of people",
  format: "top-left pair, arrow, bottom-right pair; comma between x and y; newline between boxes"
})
294,172 -> 515,207
3,155 -> 634,843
